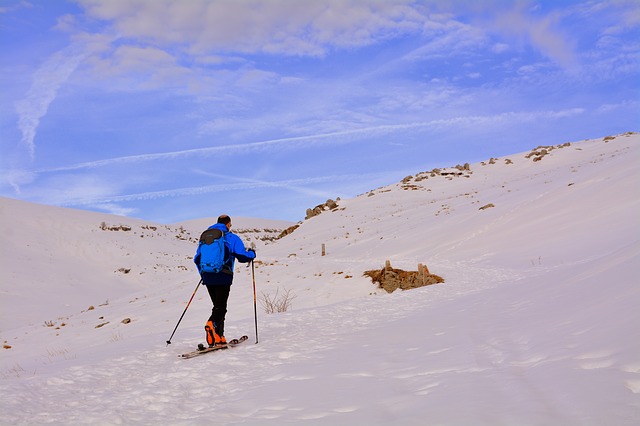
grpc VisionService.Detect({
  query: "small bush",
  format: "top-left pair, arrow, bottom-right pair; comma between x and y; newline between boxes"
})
259,288 -> 296,314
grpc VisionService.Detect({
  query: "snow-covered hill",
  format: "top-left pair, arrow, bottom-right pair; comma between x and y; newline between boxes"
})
0,201 -> 292,330
1,132 -> 638,425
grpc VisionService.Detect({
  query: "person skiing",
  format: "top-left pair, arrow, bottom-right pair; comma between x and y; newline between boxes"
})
194,214 -> 256,347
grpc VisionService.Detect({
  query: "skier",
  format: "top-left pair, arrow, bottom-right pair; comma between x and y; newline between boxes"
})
194,214 -> 256,347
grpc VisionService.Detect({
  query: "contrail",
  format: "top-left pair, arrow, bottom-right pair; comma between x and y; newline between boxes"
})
35,126 -> 388,173
15,44 -> 89,159
191,170 -> 337,198
57,173 -> 378,207
34,107 -> 584,174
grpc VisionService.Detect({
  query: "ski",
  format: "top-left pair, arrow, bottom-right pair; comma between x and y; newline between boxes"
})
179,335 -> 249,359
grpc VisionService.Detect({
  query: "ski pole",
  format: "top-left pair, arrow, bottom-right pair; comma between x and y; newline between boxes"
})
166,279 -> 202,346
251,259 -> 259,344
249,242 -> 259,344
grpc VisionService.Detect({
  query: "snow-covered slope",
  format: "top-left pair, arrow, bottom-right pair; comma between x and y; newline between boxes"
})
0,200 -> 291,330
1,132 -> 638,425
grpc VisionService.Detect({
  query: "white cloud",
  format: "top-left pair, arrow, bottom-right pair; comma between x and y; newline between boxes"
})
90,203 -> 138,217
54,14 -> 79,32
74,0 -> 426,56
596,99 -> 640,114
404,18 -> 486,61
31,173 -> 122,208
492,42 -> 509,53
0,1 -> 32,14
491,3 -> 577,69
85,44 -> 193,90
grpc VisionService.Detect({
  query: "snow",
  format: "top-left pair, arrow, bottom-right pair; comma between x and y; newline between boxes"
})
1,132 -> 639,425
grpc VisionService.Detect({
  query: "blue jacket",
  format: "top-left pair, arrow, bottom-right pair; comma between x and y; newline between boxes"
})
194,223 -> 256,286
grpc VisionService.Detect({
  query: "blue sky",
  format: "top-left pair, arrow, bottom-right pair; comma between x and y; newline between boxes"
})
1,0 -> 638,223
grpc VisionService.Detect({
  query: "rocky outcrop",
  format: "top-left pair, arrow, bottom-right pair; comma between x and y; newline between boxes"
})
364,262 -> 444,293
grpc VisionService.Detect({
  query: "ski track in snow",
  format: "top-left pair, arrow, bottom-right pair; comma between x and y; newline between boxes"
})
1,266 -> 515,425
3,261 -> 639,425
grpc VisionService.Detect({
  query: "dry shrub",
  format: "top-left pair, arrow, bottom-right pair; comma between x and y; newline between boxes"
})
259,288 -> 297,314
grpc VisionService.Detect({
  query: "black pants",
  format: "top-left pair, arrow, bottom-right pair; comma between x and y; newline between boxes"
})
206,284 -> 231,337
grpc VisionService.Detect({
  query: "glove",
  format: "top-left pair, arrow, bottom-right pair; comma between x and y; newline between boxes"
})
248,248 -> 256,258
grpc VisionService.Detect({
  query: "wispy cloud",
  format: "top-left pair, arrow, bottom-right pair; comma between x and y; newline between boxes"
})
15,44 -> 89,159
